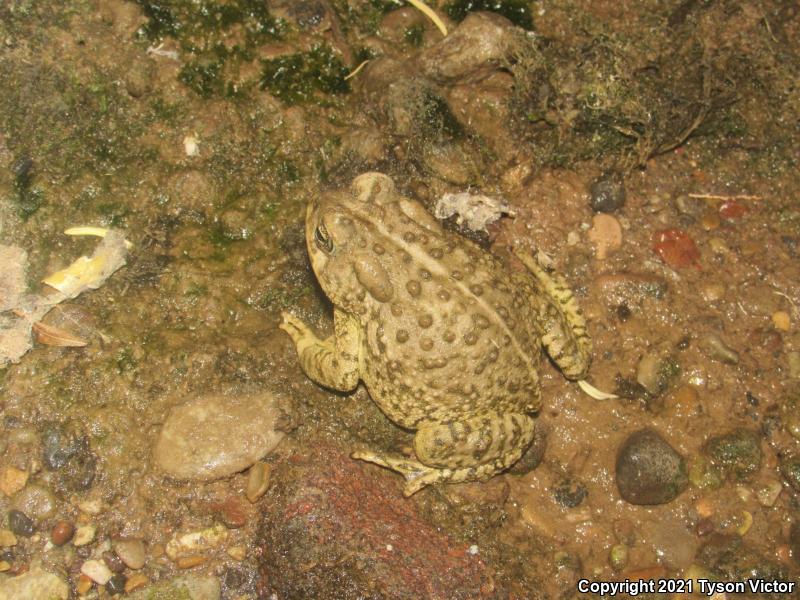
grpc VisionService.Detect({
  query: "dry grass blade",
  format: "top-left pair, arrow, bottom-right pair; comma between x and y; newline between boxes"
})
578,379 -> 619,400
407,0 -> 448,36
32,321 -> 88,347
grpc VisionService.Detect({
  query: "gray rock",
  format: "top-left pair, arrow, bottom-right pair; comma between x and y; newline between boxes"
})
704,428 -> 762,481
419,12 -> 517,82
589,173 -> 626,213
616,428 -> 688,505
0,569 -> 69,600
154,393 -> 285,480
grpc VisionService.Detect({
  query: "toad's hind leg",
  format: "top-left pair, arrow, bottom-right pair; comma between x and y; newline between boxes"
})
513,249 -> 592,380
353,412 -> 535,496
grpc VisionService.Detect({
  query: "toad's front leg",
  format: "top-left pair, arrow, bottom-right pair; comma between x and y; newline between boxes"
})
280,308 -> 361,392
354,411 -> 535,496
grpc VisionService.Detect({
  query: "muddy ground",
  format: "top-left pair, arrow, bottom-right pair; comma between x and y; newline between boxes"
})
0,0 -> 799,598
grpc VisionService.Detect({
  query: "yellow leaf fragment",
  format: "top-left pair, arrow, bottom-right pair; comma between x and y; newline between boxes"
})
32,321 -> 88,347
407,0 -> 448,36
578,379 -> 619,400
43,230 -> 129,299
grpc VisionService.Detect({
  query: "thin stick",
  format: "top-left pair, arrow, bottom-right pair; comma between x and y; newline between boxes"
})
407,0 -> 448,36
687,193 -> 763,201
344,60 -> 369,81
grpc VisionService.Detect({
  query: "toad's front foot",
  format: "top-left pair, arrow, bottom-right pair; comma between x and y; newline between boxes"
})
351,450 -> 449,497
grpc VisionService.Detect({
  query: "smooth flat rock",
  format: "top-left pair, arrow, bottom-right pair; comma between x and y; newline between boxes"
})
154,393 -> 284,480
129,575 -> 220,600
0,569 -> 69,600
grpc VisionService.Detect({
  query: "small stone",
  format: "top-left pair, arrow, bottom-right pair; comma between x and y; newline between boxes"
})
227,546 -> 246,561
246,462 -> 272,503
124,572 -> 149,593
106,573 -> 127,595
698,332 -> 739,365
113,537 -> 146,569
103,550 -> 126,573
700,209 -> 721,231
616,428 -> 688,505
0,466 -> 29,497
0,528 -> 18,547
177,554 -> 208,569
214,496 -> 247,529
81,559 -> 113,585
773,311 -> 791,331
7,509 -> 35,537
10,484 -> 57,521
50,521 -> 75,546
704,429 -> 762,481
589,173 -> 626,213
587,213 -> 623,260
0,560 -> 10,571
609,544 -> 628,571
77,498 -> 103,515
76,573 -> 93,595
155,393 -> 285,480
165,524 -> 228,560
72,524 -> 96,547
779,455 -> 800,492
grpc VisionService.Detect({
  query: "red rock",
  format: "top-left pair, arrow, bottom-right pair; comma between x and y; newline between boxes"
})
719,200 -> 747,220
653,229 -> 701,269
257,443 -> 498,599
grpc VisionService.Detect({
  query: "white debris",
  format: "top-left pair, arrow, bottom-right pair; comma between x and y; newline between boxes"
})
434,192 -> 513,232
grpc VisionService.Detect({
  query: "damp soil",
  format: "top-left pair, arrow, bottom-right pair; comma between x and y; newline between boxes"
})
0,0 -> 799,598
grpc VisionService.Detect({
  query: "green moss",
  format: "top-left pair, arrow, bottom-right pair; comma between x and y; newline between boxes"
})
259,44 -> 349,105
445,0 -> 533,29
704,429 -> 763,481
418,89 -> 464,140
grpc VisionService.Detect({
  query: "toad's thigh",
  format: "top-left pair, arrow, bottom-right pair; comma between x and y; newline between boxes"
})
414,412 -> 535,469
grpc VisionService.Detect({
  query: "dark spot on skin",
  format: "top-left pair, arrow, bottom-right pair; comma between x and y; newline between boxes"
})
465,331 -> 478,345
488,348 -> 499,362
396,329 -> 409,343
422,357 -> 448,369
502,335 -> 511,346
403,232 -> 416,243
391,304 -> 403,316
420,338 -> 434,351
443,330 -> 456,343
474,314 -> 490,328
497,306 -> 509,319
470,284 -> 483,296
358,237 -> 367,248
357,289 -> 367,301
418,314 -> 433,328
420,269 -> 431,281
430,248 -> 443,259
474,364 -> 485,375
373,243 -> 385,255
406,280 -> 421,297
452,270 -> 463,280
438,289 -> 451,301
419,234 -> 429,245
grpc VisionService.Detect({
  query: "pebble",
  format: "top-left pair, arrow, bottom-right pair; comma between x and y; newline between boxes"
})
587,213 -> 623,260
50,521 -> 75,546
72,524 -> 96,547
124,573 -> 149,593
10,484 -> 56,521
154,393 -> 285,480
772,311 -> 790,331
788,351 -> 800,379
698,332 -> 739,365
227,546 -> 246,561
165,524 -> 228,560
7,509 -> 35,537
76,574 -> 93,595
779,455 -> 800,492
0,466 -> 29,497
0,569 -> 69,599
609,544 -> 628,570
589,173 -> 626,213
704,429 -> 762,481
700,283 -> 725,302
616,429 -> 688,505
246,462 -> 272,503
0,529 -> 17,547
127,575 -> 220,600
214,496 -> 247,529
106,573 -> 127,595
177,555 -> 208,569
103,550 -> 126,573
113,537 -> 146,569
81,559 -> 113,585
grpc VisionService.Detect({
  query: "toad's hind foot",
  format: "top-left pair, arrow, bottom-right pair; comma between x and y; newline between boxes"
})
352,450 -> 502,497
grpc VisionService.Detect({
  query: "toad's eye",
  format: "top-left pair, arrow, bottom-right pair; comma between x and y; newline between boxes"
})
314,224 -> 333,254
